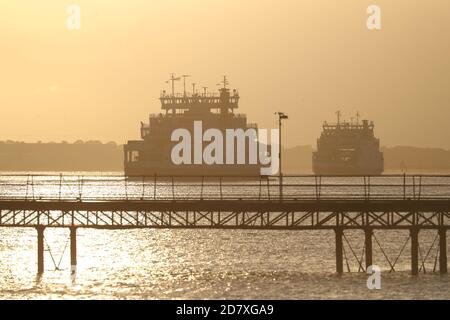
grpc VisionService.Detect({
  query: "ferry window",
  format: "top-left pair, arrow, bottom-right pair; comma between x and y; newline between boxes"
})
130,151 -> 139,162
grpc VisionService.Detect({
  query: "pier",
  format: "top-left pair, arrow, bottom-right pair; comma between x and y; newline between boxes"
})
0,174 -> 449,275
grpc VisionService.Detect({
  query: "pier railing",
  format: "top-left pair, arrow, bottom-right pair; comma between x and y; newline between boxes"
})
1,174 -> 450,202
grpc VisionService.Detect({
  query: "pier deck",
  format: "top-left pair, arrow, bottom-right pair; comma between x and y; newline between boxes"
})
0,174 -> 449,275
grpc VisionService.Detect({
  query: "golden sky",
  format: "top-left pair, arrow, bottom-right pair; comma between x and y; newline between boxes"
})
1,0 -> 449,148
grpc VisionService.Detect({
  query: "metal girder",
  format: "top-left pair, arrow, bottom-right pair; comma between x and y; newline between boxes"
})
1,210 -> 449,230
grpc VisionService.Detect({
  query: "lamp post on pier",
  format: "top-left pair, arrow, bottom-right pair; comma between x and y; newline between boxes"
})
275,112 -> 288,200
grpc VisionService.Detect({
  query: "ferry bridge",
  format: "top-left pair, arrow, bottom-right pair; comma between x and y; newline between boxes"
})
0,174 -> 449,275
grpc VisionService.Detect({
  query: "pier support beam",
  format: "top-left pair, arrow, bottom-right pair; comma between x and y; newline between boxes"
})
37,226 -> 45,274
335,228 -> 344,274
439,228 -> 447,274
365,228 -> 373,270
70,227 -> 77,267
410,228 -> 419,276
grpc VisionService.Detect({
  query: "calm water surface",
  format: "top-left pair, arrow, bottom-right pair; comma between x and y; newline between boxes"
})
0,173 -> 449,299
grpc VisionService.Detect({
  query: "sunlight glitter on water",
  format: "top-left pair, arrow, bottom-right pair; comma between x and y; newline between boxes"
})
1,227 -> 449,299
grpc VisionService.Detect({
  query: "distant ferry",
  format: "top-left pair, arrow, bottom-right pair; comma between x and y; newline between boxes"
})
124,75 -> 261,176
312,112 -> 384,175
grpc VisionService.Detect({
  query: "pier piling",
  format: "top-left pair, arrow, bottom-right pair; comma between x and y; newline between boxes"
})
36,226 -> 45,274
70,227 -> 77,267
410,228 -> 419,276
439,228 -> 447,274
335,228 -> 344,274
364,228 -> 373,270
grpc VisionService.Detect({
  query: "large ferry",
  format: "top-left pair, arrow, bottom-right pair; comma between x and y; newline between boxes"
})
124,75 -> 262,176
312,112 -> 384,175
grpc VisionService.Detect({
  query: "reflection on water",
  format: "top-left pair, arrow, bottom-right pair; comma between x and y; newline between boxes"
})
1,228 -> 449,299
0,173 -> 449,299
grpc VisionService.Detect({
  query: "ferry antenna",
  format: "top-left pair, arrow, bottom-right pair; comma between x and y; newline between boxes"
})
167,73 -> 181,97
181,75 -> 191,96
336,110 -> 341,126
217,75 -> 229,89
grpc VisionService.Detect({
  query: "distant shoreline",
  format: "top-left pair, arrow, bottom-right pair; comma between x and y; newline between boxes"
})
1,141 -> 450,173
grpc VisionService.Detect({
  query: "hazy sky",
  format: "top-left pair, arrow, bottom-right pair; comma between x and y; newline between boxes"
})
1,0 -> 449,148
